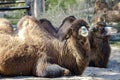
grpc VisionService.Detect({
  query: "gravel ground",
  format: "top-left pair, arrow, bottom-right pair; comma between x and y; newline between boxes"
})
0,46 -> 120,80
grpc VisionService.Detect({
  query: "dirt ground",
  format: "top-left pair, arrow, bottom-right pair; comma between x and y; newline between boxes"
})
0,46 -> 120,80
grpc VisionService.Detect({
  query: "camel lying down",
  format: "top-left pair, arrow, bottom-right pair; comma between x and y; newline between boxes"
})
0,16 -> 90,77
89,21 -> 111,68
39,15 -> 113,68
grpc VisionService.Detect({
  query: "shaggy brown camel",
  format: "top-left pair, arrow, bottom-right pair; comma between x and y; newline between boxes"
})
39,16 -> 112,68
0,16 -> 90,77
89,21 -> 111,68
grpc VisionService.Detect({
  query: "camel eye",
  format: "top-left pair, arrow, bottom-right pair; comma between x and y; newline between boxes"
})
98,27 -> 104,32
101,28 -> 106,33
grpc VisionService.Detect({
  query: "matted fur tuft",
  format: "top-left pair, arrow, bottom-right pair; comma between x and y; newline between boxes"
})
0,18 -> 14,34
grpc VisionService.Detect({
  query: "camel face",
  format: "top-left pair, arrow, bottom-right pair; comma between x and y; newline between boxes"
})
92,22 -> 111,39
69,19 -> 89,39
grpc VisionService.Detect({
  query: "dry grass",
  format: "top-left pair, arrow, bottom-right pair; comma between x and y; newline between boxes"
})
39,2 -> 93,28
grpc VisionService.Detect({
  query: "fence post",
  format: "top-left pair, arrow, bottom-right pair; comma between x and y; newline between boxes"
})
25,0 -> 45,17
25,0 -> 34,15
34,0 -> 45,18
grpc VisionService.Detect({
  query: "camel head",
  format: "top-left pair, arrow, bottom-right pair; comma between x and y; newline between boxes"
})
64,19 -> 89,40
90,21 -> 112,39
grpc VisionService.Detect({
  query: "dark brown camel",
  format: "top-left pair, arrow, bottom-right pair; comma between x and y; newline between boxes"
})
0,16 -> 90,77
89,21 -> 111,68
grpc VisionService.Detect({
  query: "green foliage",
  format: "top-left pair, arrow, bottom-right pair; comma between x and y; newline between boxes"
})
10,19 -> 19,25
45,0 -> 58,10
4,10 -> 25,19
39,0 -> 92,27
110,41 -> 120,47
45,0 -> 76,11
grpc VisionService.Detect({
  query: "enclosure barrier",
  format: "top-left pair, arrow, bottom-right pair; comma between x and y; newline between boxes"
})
0,0 -> 45,17
0,1 -> 31,15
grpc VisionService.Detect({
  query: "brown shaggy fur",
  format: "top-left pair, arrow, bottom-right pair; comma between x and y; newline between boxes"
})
113,2 -> 120,10
92,0 -> 120,23
0,16 -> 90,77
0,18 -> 14,47
91,10 -> 120,24
94,0 -> 109,14
0,18 -> 14,34
89,21 -> 111,68
39,16 -> 76,41
106,10 -> 120,22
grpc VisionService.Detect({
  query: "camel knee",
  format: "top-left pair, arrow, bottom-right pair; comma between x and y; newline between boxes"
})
36,64 -> 71,78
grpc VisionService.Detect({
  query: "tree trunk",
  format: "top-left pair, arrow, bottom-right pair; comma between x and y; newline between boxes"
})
34,0 -> 45,18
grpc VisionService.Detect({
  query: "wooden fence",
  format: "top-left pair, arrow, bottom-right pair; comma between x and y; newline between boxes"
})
0,0 -> 45,18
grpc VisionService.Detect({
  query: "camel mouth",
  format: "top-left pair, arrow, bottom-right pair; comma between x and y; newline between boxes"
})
79,26 -> 88,37
81,32 -> 88,37
105,26 -> 117,35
